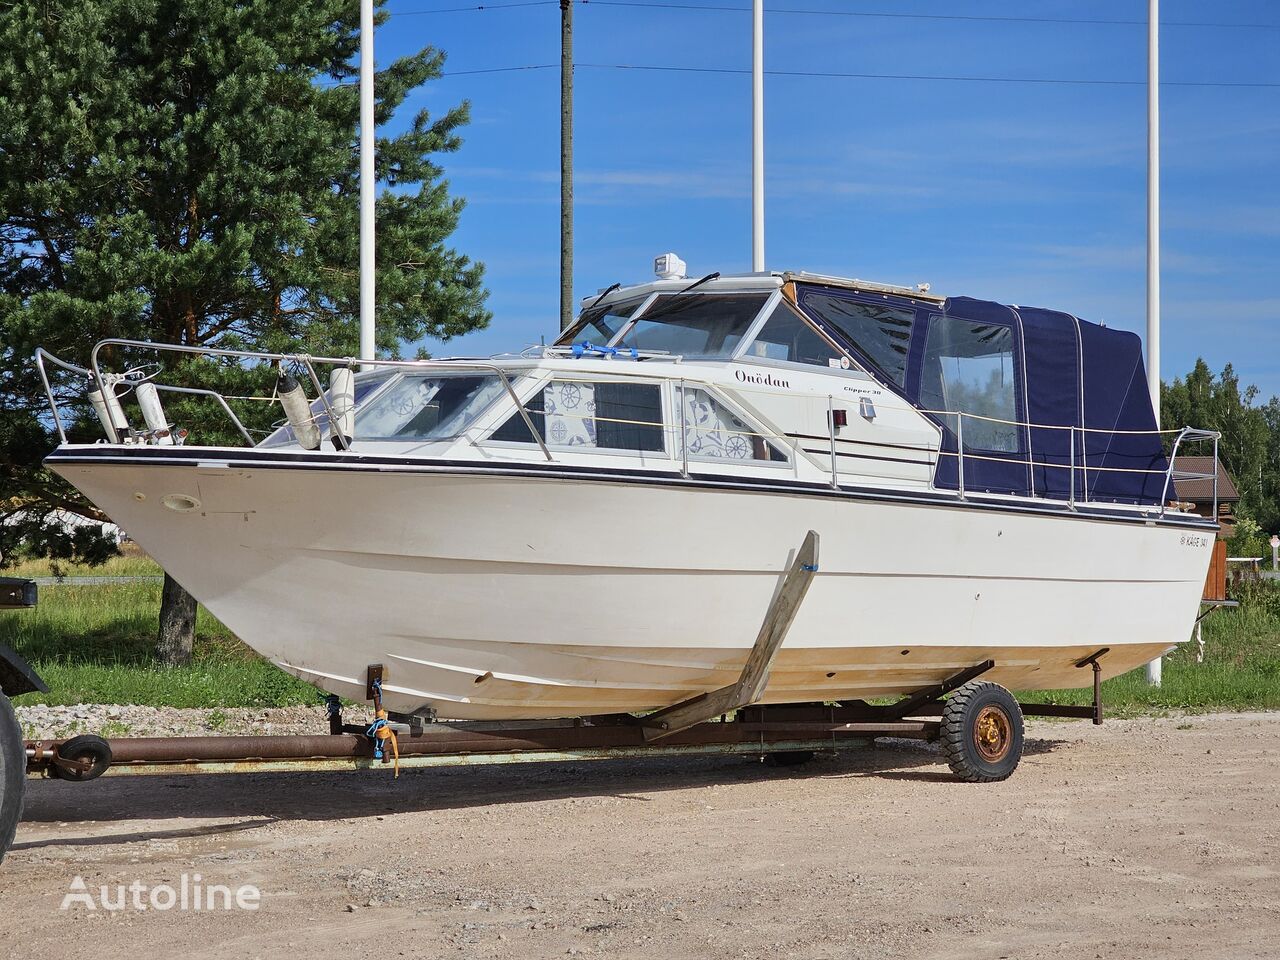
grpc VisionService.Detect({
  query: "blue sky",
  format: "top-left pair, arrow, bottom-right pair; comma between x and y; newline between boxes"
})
377,0 -> 1280,398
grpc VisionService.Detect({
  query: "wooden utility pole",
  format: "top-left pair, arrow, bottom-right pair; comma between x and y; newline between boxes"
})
560,0 -> 574,330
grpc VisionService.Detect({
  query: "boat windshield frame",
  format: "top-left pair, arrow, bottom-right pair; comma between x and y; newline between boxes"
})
558,294 -> 659,346
570,289 -> 868,377
567,289 -> 776,360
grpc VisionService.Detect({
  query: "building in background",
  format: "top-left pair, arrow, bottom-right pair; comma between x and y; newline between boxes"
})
1171,455 -> 1239,535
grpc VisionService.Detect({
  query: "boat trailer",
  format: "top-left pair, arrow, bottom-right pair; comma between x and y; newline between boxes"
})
1,535 -> 1107,865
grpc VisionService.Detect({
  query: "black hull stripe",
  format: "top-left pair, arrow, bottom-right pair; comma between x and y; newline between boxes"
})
801,447 -> 935,468
786,431 -> 936,455
44,445 -> 1217,531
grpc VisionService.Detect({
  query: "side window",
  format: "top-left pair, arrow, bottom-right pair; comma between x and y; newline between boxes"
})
918,315 -> 1020,452
744,302 -> 848,368
798,293 -> 914,387
491,380 -> 665,453
679,388 -> 788,463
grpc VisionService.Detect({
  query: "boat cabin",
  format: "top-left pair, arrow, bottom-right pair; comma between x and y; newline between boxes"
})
255,267 -> 1173,509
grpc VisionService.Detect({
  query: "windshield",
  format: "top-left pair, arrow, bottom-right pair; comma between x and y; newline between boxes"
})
615,293 -> 770,358
559,298 -> 646,346
358,374 -> 506,441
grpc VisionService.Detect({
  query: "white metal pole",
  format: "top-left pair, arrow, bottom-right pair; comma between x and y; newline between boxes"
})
1145,0 -> 1162,687
359,0 -> 376,362
751,0 -> 765,272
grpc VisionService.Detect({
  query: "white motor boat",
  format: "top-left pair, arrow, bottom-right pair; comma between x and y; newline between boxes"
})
37,267 -> 1220,725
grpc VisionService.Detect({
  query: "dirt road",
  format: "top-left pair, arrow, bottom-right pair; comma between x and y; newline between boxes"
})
2,712 -> 1278,959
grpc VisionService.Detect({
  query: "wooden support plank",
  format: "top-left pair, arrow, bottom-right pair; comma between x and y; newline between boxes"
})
642,530 -> 819,741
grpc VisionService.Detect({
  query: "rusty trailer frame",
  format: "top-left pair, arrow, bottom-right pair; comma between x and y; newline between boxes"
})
9,531 -> 1102,825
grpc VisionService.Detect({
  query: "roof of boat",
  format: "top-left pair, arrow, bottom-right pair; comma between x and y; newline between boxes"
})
580,271 -> 946,310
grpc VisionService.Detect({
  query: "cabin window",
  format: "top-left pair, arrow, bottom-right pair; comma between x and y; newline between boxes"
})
679,388 -> 788,463
919,315 -> 1019,452
616,293 -> 770,357
560,297 -> 645,346
491,380 -> 665,453
798,294 -> 914,387
743,301 -> 847,368
358,374 -> 506,441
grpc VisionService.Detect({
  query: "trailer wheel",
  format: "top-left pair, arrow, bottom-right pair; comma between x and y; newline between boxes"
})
0,692 -> 25,864
764,750 -> 815,768
49,735 -> 112,782
939,681 -> 1023,783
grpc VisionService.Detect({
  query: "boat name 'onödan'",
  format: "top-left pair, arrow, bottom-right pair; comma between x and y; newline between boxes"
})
734,369 -> 791,389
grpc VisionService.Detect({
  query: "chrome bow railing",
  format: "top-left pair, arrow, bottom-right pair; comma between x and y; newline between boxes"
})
36,339 -> 1221,521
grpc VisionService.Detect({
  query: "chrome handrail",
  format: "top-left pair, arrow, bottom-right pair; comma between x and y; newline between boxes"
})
1159,426 -> 1222,519
36,339 -> 1221,519
57,338 -> 554,462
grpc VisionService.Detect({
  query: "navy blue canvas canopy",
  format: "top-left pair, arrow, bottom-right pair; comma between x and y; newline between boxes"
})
794,285 -> 1169,505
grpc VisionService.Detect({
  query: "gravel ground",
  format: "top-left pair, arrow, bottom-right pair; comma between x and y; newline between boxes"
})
1,711 -> 1278,959
15,703 -> 332,741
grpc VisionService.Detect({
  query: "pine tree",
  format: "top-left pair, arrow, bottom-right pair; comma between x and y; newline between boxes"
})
0,0 -> 490,663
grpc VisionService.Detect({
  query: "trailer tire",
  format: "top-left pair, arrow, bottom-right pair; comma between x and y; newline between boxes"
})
764,750 -> 815,768
939,681 -> 1023,783
50,735 -> 112,782
0,691 -> 24,865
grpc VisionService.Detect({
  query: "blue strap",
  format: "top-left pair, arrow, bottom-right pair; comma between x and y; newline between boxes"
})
571,341 -> 639,360
366,717 -> 389,759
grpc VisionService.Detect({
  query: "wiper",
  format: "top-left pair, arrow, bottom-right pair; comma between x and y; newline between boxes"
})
679,271 -> 720,295
587,282 -> 622,310
631,272 -> 722,325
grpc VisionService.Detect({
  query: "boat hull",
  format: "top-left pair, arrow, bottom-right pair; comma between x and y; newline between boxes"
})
49,448 -> 1216,719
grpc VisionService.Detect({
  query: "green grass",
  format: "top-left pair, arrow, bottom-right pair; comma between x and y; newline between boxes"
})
5,552 -> 163,579
1019,579 -> 1280,716
3,574 -> 1280,714
0,581 -> 319,708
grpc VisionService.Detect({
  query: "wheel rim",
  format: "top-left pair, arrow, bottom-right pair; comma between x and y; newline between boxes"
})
973,705 -> 1012,763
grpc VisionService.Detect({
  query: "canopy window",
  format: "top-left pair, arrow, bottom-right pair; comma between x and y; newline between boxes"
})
794,290 -> 914,387
927,297 -> 1166,505
919,315 -> 1020,454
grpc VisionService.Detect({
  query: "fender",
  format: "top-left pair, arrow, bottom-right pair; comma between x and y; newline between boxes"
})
0,644 -> 46,698
0,578 -> 47,696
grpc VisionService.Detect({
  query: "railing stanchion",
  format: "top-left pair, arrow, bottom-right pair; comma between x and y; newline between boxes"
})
500,370 -> 552,462
829,396 -> 839,491
1069,425 -> 1076,510
1213,433 -> 1220,521
35,350 -> 68,444
827,395 -> 839,489
678,379 -> 689,479
956,413 -> 966,499
301,356 -> 347,451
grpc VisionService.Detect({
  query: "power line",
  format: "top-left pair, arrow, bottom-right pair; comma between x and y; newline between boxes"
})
584,1 -> 1280,30
321,61 -> 1279,89
396,0 -> 1280,30
546,61 -> 1280,88
396,1 -> 557,14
